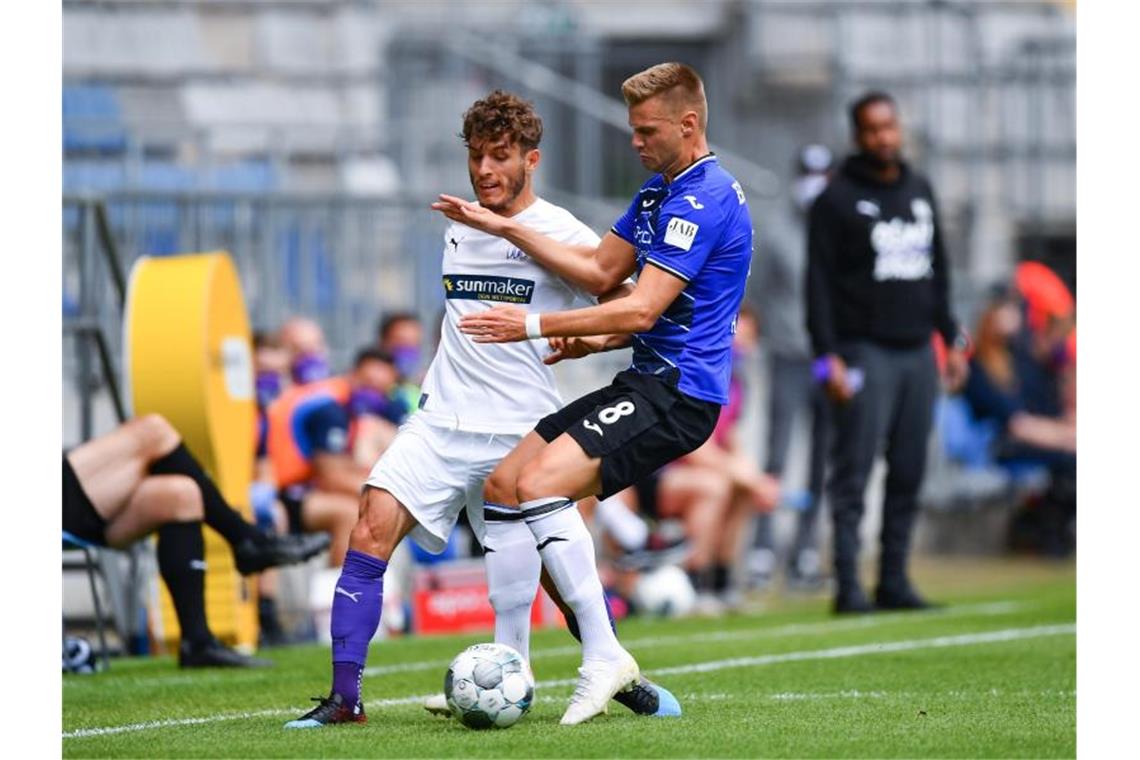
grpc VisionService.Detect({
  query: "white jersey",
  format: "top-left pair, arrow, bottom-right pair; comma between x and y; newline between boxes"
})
417,197 -> 600,434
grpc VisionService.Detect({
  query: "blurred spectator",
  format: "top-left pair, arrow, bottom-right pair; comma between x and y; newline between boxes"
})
749,144 -> 834,591
266,347 -> 409,567
806,91 -> 968,614
251,329 -> 293,644
279,316 -> 333,385
63,414 -> 328,667
963,283 -> 1075,556
376,310 -> 426,412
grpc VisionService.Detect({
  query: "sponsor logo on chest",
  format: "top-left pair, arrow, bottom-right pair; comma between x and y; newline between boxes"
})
442,274 -> 536,304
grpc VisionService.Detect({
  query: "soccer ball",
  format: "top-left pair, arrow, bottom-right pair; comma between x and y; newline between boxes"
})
632,564 -> 697,618
444,642 -> 535,729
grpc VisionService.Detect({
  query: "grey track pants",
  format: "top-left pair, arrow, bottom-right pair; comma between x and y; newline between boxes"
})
827,340 -> 937,594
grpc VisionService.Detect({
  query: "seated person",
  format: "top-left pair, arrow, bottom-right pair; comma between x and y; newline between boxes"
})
63,414 -> 329,668
963,287 -> 1075,463
266,348 -> 409,566
963,285 -> 1075,556
376,310 -> 426,412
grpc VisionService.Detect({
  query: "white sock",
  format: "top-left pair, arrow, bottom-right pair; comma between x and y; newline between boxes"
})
594,494 -> 649,551
483,516 -> 540,663
521,497 -> 625,664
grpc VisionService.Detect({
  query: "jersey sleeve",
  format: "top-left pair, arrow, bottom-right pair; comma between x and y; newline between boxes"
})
610,194 -> 641,245
645,193 -> 723,283
302,400 -> 351,456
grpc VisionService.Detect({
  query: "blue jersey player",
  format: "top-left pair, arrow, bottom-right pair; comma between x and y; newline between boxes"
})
434,62 -> 753,725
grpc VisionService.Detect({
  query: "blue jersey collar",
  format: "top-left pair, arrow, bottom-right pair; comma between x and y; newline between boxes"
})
668,153 -> 717,185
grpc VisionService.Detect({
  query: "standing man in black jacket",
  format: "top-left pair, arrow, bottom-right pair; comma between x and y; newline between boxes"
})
806,91 -> 969,614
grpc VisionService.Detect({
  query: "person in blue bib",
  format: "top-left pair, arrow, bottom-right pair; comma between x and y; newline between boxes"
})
433,61 -> 753,726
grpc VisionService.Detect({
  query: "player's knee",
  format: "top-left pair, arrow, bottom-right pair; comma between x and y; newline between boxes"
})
351,489 -> 403,556
515,463 -> 556,503
483,468 -> 519,507
159,476 -> 203,523
134,413 -> 181,457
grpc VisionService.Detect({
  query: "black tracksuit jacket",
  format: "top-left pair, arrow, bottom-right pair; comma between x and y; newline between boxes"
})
805,153 -> 959,357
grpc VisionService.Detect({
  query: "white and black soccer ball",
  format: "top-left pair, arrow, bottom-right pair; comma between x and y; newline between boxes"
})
444,642 -> 534,729
632,564 -> 697,618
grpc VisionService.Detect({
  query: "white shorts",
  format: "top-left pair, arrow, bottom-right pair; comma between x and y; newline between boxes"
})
364,413 -> 523,554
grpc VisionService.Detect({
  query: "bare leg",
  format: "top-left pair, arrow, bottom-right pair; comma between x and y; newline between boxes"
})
67,414 -> 181,523
657,465 -> 732,575
301,491 -> 359,566
483,431 -> 549,507
102,475 -> 204,548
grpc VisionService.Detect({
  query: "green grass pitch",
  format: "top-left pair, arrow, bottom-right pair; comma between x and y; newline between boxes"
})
63,558 -> 1074,758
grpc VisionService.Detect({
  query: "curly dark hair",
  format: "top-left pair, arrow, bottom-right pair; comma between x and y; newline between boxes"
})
461,90 -> 543,151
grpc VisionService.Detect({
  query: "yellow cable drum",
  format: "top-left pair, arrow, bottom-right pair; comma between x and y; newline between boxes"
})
124,252 -> 258,653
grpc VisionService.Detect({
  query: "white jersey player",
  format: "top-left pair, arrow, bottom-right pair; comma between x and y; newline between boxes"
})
369,198 -> 598,554
286,90 -> 678,730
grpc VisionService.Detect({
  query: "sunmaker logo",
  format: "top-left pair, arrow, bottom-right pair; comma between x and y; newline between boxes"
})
442,274 -> 535,304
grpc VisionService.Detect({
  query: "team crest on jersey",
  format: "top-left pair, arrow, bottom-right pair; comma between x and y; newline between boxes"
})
442,274 -> 535,304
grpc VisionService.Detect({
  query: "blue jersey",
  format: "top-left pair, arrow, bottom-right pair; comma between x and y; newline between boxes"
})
611,154 -> 753,404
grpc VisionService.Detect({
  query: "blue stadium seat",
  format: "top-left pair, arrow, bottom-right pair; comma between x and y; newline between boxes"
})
938,396 -> 998,470
939,396 -> 1049,487
63,161 -> 126,193
63,85 -> 128,154
203,160 -> 278,193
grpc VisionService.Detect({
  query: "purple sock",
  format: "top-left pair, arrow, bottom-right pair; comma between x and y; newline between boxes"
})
330,549 -> 387,704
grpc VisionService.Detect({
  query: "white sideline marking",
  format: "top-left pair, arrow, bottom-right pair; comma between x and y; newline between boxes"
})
62,622 -> 1073,740
646,624 -> 1074,677
361,600 -> 1027,677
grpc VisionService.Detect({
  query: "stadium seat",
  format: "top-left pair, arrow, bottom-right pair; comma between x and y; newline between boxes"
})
62,531 -> 111,671
63,85 -> 128,155
62,532 -> 150,658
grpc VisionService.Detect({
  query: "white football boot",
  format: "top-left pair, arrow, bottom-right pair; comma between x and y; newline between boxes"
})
560,651 -> 640,726
423,693 -> 451,717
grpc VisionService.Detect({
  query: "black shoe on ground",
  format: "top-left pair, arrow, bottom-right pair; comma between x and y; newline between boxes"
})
833,587 -> 875,614
179,638 -> 273,669
612,677 -> 683,717
284,692 -> 367,729
234,532 -> 330,576
874,585 -> 940,611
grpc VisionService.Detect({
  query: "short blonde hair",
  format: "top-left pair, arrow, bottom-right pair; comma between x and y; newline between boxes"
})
621,62 -> 707,129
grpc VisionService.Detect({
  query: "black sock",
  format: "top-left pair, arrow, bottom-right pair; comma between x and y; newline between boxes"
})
712,564 -> 730,594
688,567 -> 714,593
259,596 -> 284,635
149,444 -> 260,547
157,521 -> 213,646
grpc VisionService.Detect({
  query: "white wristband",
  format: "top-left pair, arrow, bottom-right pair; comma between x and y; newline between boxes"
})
525,313 -> 543,339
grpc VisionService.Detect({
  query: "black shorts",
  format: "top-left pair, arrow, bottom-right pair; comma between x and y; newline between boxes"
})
535,369 -> 721,500
63,455 -> 108,546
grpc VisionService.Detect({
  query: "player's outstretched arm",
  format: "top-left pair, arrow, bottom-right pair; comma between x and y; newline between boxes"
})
541,281 -> 636,364
431,194 -> 635,295
459,264 -> 688,343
